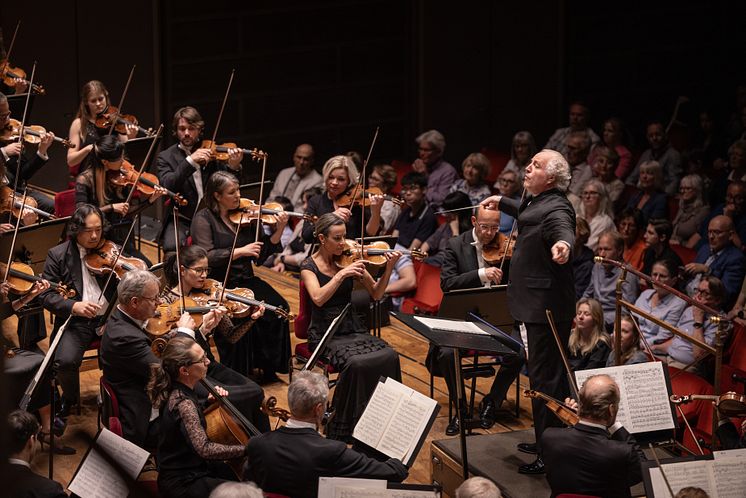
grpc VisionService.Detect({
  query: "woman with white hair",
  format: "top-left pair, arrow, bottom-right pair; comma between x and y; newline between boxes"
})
625,160 -> 668,225
670,174 -> 710,248
577,178 -> 616,251
301,155 -> 383,243
497,130 -> 536,183
412,129 -> 458,209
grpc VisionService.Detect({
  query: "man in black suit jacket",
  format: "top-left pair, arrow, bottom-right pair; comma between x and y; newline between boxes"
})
481,149 -> 576,474
246,371 -> 408,498
6,409 -> 67,498
542,374 -> 645,498
157,106 -> 243,251
429,206 -> 523,435
39,204 -> 117,414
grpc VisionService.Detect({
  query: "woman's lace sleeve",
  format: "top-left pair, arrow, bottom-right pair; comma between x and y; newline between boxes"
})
171,393 -> 245,461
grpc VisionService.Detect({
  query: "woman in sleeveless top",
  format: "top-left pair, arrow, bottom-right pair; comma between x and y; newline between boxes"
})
300,213 -> 402,441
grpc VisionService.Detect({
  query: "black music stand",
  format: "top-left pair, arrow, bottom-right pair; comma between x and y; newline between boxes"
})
0,216 -> 69,273
438,285 -> 513,329
391,311 -> 517,480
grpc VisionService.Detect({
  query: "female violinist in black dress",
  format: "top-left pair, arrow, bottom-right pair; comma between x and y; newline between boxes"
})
300,213 -> 402,441
190,171 -> 291,383
148,336 -> 245,498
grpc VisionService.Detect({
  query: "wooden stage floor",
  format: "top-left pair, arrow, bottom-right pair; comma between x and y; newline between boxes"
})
2,246 -> 536,493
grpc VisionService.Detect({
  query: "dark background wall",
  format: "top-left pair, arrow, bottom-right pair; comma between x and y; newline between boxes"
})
2,1 -> 745,192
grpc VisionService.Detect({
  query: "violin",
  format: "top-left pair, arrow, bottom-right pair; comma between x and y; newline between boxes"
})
189,278 -> 294,321
83,240 -> 148,279
334,239 -> 426,269
523,389 -> 579,426
0,60 -> 45,95
144,296 -> 219,339
107,160 -> 187,206
261,396 -> 291,422
1,119 -> 72,148
336,185 -> 404,208
94,106 -> 153,137
0,186 -> 54,224
200,140 -> 267,163
0,261 -> 75,298
670,392 -> 746,417
481,232 -> 515,265
228,199 -> 315,226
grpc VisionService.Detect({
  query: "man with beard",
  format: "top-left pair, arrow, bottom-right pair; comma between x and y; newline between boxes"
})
157,106 -> 244,251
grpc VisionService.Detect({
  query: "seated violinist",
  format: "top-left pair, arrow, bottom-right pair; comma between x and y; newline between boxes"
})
160,245 -> 270,432
157,106 -> 244,252
245,371 -> 408,498
0,91 -> 56,215
148,336 -> 246,498
429,205 -> 523,434
38,204 -> 117,418
76,134 -> 165,264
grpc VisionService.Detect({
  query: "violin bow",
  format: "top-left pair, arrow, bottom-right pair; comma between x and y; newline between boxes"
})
648,443 -> 676,498
108,65 -> 136,136
255,153 -> 269,244
10,61 -> 35,195
121,124 -> 164,207
1,20 -> 21,69
356,126 -> 380,250
629,314 -> 660,363
219,204 -> 243,305
96,213 -> 142,302
173,205 -> 187,313
208,69 -> 235,147
545,309 -> 579,399
3,188 -> 28,282
498,187 -> 526,273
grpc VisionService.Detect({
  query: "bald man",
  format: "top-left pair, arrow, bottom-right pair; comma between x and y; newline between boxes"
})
268,143 -> 323,212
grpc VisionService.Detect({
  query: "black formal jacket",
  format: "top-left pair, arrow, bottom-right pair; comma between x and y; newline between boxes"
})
440,230 -> 483,291
245,426 -> 408,498
157,143 -> 238,220
39,239 -> 116,335
542,423 -> 645,498
100,308 -> 160,447
7,463 -> 67,498
3,151 -> 47,190
499,189 -> 576,324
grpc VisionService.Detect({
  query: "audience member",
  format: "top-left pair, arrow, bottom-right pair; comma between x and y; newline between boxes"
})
494,169 -> 522,235
368,163 -> 401,233
606,315 -> 649,367
693,180 -> 746,251
626,120 -> 683,196
577,178 -> 616,251
641,219 -> 683,276
565,131 -> 593,197
589,145 -> 625,209
392,172 -> 438,250
583,230 -> 640,331
544,101 -> 601,157
421,191 -> 471,266
450,152 -> 492,205
455,476 -> 502,498
626,160 -> 668,226
568,298 -> 612,371
588,117 -> 633,180
670,174 -> 710,248
617,208 -> 646,271
271,187 -> 322,273
573,217 -> 595,299
709,140 -> 746,206
412,129 -> 458,209
633,259 -> 687,345
498,130 -> 536,182
267,143 -> 322,212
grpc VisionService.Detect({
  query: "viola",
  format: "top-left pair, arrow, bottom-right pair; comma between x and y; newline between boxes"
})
523,389 -> 579,426
336,185 -> 404,208
190,278 -> 294,321
228,199 -> 315,226
94,106 -> 153,137
482,232 -> 515,266
0,60 -> 45,95
670,392 -> 746,417
83,240 -> 148,279
261,396 -> 291,422
107,160 -> 187,206
199,140 -> 267,163
1,119 -> 72,148
0,186 -> 54,225
0,261 -> 75,298
334,239 -> 426,269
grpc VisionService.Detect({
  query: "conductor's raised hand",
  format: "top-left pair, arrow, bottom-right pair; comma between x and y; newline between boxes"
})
480,195 -> 502,212
551,241 -> 570,264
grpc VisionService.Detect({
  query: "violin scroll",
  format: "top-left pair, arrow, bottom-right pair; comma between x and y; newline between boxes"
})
261,396 -> 291,422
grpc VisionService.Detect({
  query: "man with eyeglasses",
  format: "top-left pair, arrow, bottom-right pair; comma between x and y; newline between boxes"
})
685,215 -> 746,307
39,204 -> 119,418
431,205 -> 522,435
693,181 -> 746,252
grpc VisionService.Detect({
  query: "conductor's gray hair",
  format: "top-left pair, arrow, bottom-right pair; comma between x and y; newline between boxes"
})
117,270 -> 160,305
209,481 -> 264,498
287,370 -> 329,418
455,477 -> 502,498
416,129 -> 446,154
542,149 -> 571,192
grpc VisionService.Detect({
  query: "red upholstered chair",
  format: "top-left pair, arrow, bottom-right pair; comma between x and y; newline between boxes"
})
289,279 -> 337,383
99,377 -> 123,437
389,159 -> 411,196
54,189 -> 76,217
681,398 -> 717,455
669,367 -> 714,426
400,261 -> 443,315
670,244 -> 697,266
480,146 -> 510,186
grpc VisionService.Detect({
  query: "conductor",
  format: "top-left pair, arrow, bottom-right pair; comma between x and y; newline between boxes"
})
480,149 -> 576,474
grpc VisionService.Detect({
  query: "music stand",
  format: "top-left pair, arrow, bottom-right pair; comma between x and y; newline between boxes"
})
0,216 -> 69,273
301,303 -> 351,373
391,311 -> 517,480
438,285 -> 513,329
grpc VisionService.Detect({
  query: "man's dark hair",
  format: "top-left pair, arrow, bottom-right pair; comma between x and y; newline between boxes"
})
68,204 -> 106,236
7,410 -> 39,454
648,218 -> 673,242
400,171 -> 427,189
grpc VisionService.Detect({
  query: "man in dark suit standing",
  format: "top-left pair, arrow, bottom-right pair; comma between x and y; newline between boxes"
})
39,204 -> 117,416
157,106 -> 244,251
542,374 -> 645,498
6,409 -> 67,498
481,149 -> 576,474
246,371 -> 408,498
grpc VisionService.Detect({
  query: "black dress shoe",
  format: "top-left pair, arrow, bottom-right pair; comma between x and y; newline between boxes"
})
479,399 -> 499,429
39,433 -> 76,455
518,457 -> 545,475
517,442 -> 537,454
445,416 -> 460,436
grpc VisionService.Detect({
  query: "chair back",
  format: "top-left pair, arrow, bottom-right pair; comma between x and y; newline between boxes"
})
100,377 -> 122,436
54,189 -> 76,217
295,279 -> 312,339
400,260 -> 443,314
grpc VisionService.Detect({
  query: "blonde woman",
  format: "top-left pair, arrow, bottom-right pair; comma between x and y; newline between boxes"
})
577,179 -> 616,251
568,298 -> 611,371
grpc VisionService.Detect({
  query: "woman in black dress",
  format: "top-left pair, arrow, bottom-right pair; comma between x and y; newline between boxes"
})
190,171 -> 291,383
300,213 -> 402,441
148,336 -> 245,498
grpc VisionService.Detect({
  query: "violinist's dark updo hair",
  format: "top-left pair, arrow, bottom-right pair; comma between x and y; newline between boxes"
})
147,336 -> 198,409
312,212 -> 345,242
94,134 -> 124,162
164,245 -> 209,287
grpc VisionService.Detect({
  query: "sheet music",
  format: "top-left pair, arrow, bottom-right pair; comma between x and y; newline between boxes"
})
713,448 -> 746,460
352,381 -> 401,448
68,428 -> 150,498
319,478 -> 385,498
649,461 -> 715,497
713,458 -> 746,498
413,316 -> 489,335
575,362 -> 674,434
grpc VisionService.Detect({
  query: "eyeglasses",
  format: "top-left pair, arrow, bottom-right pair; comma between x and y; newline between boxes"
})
400,186 -> 421,193
498,177 -> 515,184
679,186 -> 693,192
695,288 -> 711,297
186,266 -> 211,275
708,229 -> 730,236
0,112 -> 11,120
139,294 -> 160,304
581,191 -> 600,197
476,223 -> 500,232
190,354 -> 208,365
